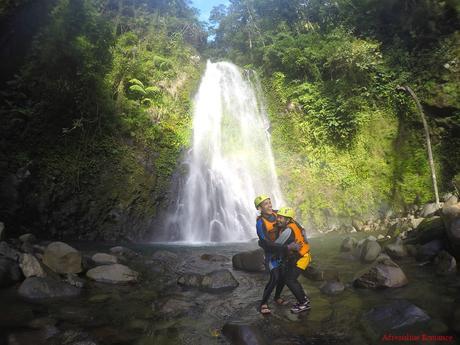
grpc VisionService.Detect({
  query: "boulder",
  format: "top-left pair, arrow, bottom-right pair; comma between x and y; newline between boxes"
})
201,269 -> 239,293
443,194 -> 458,207
19,253 -> 46,278
405,216 -> 446,245
303,265 -> 325,281
65,273 -> 86,288
18,277 -> 81,299
0,257 -> 23,287
340,237 -> 356,252
159,298 -> 197,318
86,264 -> 139,284
441,203 -> 460,258
92,253 -> 118,265
421,203 -> 440,217
416,239 -> 445,261
363,300 -> 430,336
385,238 -> 408,259
222,322 -> 267,345
232,249 -> 265,272
19,233 -> 37,244
320,280 -> 345,296
177,273 -> 203,289
354,259 -> 408,288
360,239 -> 382,263
434,250 -> 457,275
43,242 -> 82,274
0,241 -> 20,261
110,246 -> 138,259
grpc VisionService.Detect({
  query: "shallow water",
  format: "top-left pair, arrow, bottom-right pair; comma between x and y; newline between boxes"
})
1,233 -> 459,345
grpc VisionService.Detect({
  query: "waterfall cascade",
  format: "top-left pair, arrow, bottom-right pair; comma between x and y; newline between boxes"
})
165,61 -> 284,243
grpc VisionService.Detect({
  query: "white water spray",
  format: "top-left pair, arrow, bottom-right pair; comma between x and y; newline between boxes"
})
166,61 -> 283,243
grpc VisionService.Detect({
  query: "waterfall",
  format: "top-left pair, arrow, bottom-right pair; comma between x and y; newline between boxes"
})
165,61 -> 283,243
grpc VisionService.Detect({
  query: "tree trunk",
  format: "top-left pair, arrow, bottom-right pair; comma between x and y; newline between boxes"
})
401,85 -> 440,209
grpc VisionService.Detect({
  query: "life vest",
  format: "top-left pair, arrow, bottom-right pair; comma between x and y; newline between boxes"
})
258,212 -> 278,241
286,221 -> 311,270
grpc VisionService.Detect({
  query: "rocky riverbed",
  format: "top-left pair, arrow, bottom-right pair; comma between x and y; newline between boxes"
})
1,226 -> 459,345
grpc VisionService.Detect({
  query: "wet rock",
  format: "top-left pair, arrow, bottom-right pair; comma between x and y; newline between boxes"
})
201,253 -> 229,262
201,269 -> 239,293
0,241 -> 20,260
19,233 -> 37,244
359,239 -> 381,263
19,253 -> 46,278
340,237 -> 356,252
177,272 -> 203,288
222,322 -> 268,345
81,255 -> 96,271
232,249 -> 265,272
92,253 -> 118,265
363,300 -> 430,336
405,244 -> 418,257
18,277 -> 81,299
352,219 -> 364,232
421,203 -> 440,217
65,273 -> 86,288
385,238 -> 408,259
410,218 -> 424,230
434,250 -> 457,275
416,239 -> 445,261
6,326 -> 59,345
0,256 -> 23,287
43,242 -> 82,274
110,246 -> 138,259
442,203 -> 460,258
320,280 -> 345,295
159,298 -> 196,318
303,265 -> 325,281
86,264 -> 139,284
28,317 -> 57,329
354,259 -> 408,288
21,241 -> 35,254
405,216 -> 446,245
444,194 -> 458,207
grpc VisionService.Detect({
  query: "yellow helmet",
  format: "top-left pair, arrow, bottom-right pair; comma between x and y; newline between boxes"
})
254,194 -> 270,209
277,207 -> 295,219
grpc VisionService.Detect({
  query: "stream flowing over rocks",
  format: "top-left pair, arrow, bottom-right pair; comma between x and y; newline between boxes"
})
0,200 -> 459,344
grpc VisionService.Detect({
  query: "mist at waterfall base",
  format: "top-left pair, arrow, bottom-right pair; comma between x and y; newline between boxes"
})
160,61 -> 284,243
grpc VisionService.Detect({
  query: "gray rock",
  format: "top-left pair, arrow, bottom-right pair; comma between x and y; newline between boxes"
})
0,256 -> 23,287
416,239 -> 445,261
340,237 -> 356,252
303,265 -> 325,281
320,280 -> 345,295
18,277 -> 81,299
19,253 -> 46,278
109,246 -> 138,259
201,269 -> 239,292
405,216 -> 446,245
443,194 -> 458,206
409,218 -> 424,230
363,300 -> 430,335
385,238 -> 408,259
354,259 -> 408,288
421,203 -> 440,217
360,239 -> 382,263
442,203 -> 460,258
43,242 -> 82,274
232,249 -> 265,272
65,273 -> 86,288
19,233 -> 37,244
159,298 -> 196,318
0,241 -> 20,261
177,273 -> 203,288
86,264 -> 139,284
352,219 -> 364,232
91,253 -> 118,265
222,322 -> 267,345
434,250 -> 457,275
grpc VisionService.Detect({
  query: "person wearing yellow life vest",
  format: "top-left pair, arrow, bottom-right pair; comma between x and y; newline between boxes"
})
276,206 -> 312,313
254,195 -> 298,315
